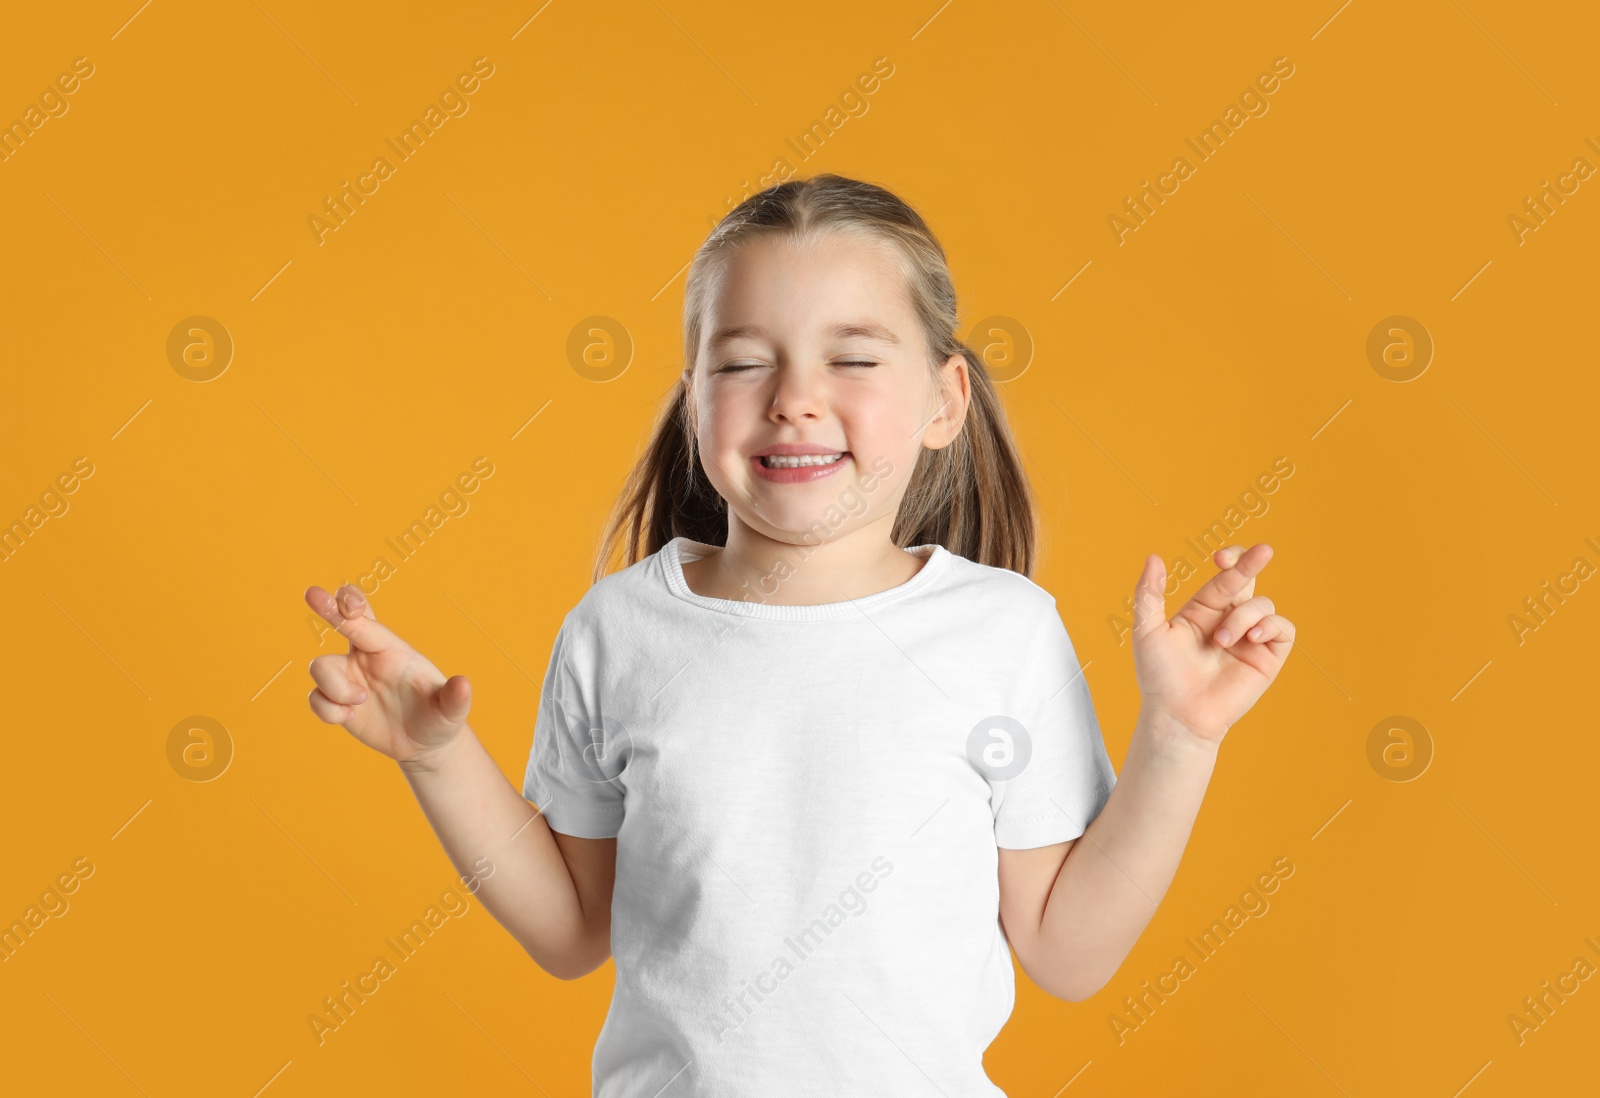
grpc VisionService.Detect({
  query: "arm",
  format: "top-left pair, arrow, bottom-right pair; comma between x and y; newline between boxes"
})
999,709 -> 1217,1000
301,582 -> 614,983
399,724 -> 616,980
999,543 -> 1295,1001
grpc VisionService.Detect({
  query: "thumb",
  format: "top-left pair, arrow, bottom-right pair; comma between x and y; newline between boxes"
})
434,674 -> 472,726
1132,553 -> 1167,638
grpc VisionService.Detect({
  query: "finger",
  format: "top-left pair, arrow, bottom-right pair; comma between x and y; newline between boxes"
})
1213,544 -> 1245,569
303,584 -> 400,655
1131,554 -> 1168,638
1214,596 -> 1276,648
309,653 -> 368,705
1186,543 -> 1273,615
1245,614 -> 1295,647
308,686 -> 357,725
1209,545 -> 1255,600
335,582 -> 378,620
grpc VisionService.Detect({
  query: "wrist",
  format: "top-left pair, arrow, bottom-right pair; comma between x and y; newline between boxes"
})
1137,708 -> 1223,764
398,727 -> 473,776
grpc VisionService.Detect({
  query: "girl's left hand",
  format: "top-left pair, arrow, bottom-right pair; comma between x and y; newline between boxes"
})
1130,543 -> 1295,747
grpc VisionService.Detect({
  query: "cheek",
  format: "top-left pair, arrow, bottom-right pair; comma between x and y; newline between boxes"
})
842,396 -> 918,453
696,398 -> 758,479
700,398 -> 747,449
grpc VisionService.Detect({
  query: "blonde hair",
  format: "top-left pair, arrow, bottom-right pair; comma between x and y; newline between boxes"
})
592,173 -> 1037,583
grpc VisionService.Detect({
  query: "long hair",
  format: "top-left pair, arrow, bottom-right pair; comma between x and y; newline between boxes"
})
592,173 -> 1036,582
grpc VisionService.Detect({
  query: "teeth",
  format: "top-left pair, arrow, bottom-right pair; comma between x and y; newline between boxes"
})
762,452 -> 844,468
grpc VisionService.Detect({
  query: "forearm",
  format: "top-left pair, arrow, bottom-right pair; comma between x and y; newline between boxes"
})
398,723 -> 593,978
1034,709 -> 1220,999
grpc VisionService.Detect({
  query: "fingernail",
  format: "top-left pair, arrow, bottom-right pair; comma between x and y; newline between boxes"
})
1216,628 -> 1231,646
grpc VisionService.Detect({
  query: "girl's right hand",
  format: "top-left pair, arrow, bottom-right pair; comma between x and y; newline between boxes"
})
303,583 -> 473,767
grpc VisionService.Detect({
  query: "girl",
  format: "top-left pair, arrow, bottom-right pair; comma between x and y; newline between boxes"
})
304,174 -> 1293,1096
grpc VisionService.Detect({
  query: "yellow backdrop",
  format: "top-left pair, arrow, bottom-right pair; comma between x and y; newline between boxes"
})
3,1 -> 1596,1095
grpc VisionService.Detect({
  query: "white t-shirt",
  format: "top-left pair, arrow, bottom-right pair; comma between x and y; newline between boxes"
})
522,535 -> 1118,1097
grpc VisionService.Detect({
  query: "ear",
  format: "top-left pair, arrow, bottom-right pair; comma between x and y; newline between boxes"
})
921,353 -> 971,451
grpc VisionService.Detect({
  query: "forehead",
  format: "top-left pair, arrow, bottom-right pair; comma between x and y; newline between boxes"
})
701,231 -> 915,349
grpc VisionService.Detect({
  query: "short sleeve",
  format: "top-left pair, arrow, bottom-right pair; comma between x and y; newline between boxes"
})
520,617 -> 626,839
989,600 -> 1118,849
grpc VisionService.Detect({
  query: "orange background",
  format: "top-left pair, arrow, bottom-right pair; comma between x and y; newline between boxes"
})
3,1 -> 1597,1095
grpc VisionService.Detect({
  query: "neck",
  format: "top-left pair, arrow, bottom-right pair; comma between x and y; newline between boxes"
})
690,515 -> 924,607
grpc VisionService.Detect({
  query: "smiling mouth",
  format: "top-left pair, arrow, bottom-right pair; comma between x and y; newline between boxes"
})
758,452 -> 848,469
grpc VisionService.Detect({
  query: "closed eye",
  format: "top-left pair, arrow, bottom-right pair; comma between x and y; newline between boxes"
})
718,360 -> 879,372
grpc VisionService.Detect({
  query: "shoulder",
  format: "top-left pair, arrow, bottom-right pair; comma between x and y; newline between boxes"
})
935,546 -> 1061,619
556,542 -> 673,646
929,548 -> 1072,655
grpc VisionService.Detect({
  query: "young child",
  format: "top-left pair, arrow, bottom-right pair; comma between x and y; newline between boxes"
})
304,174 -> 1293,1096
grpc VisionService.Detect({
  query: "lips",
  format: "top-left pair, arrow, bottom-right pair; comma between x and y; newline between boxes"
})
752,443 -> 849,457
750,449 -> 851,484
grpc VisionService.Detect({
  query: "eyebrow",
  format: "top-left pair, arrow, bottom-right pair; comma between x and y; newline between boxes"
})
706,321 -> 901,351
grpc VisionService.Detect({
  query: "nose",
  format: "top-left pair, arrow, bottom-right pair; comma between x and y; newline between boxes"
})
768,362 -> 824,425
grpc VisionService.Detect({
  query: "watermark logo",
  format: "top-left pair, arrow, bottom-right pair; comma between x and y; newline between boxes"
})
307,869 -> 486,1046
166,715 -> 233,782
706,854 -> 894,1044
1507,539 -> 1599,646
966,714 -> 1032,782
566,315 -> 633,382
1506,148 -> 1596,245
0,855 -> 95,965
0,456 -> 94,565
966,316 -> 1033,383
1109,855 -> 1295,1045
307,57 -> 496,246
1,56 -> 95,165
1365,715 -> 1432,782
1106,455 -> 1295,645
1364,316 -> 1432,383
166,316 -> 234,382
1108,57 -> 1295,244
305,456 -> 496,645
1506,936 -> 1600,1046
575,714 -> 631,785
703,56 -> 895,229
